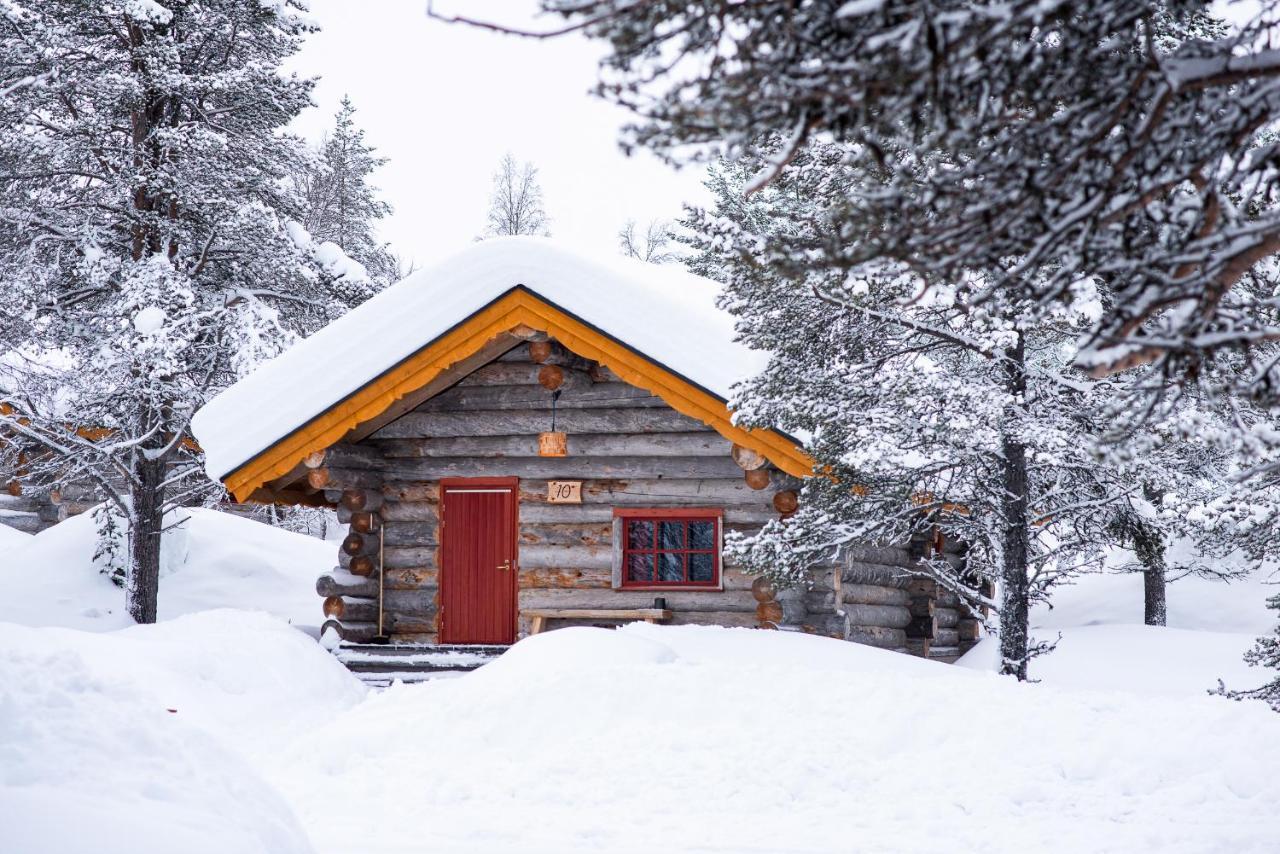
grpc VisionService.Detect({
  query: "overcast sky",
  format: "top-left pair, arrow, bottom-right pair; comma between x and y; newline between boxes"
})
287,1 -> 708,269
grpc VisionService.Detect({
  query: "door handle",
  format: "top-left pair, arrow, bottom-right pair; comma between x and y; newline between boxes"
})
496,560 -> 511,572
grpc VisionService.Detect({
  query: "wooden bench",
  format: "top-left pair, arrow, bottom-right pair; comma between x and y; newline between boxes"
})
522,608 -> 673,636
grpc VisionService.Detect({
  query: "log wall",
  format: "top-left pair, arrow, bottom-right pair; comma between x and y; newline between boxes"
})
314,340 -> 980,656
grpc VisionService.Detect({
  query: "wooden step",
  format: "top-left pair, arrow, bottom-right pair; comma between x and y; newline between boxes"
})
334,642 -> 508,689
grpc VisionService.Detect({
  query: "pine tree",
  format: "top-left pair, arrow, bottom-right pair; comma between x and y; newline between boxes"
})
513,2 -> 1280,398
482,153 -> 550,237
0,0 -> 367,623
685,144 -> 1263,677
1216,595 -> 1280,712
294,96 -> 399,287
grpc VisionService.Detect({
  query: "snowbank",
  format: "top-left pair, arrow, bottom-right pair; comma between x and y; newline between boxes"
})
0,610 -> 364,854
1032,566 -> 1276,635
268,624 -> 1280,854
193,237 -> 770,480
0,520 -> 32,549
3,507 -> 332,631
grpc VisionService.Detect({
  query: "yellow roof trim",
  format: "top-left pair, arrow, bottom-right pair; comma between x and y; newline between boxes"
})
223,288 -> 813,501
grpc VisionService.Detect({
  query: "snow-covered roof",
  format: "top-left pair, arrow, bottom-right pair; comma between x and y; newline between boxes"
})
192,237 -> 781,487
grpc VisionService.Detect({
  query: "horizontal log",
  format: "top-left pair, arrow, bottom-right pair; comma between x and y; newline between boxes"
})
384,612 -> 438,634
373,408 -> 707,439
518,478 -> 777,506
455,362 -> 593,389
519,567 -> 613,588
311,443 -> 386,470
841,562 -> 918,587
515,503 -> 778,525
935,628 -> 960,647
308,467 -> 384,491
379,500 -> 438,522
518,543 -> 612,570
842,603 -> 912,630
958,618 -> 982,641
937,590 -> 963,608
383,588 -> 437,614
935,607 -> 960,629
848,626 -> 908,649
382,482 -> 439,503
844,584 -> 910,606
804,585 -> 910,611
316,572 -> 379,598
668,610 -> 761,628
842,544 -> 927,571
340,488 -> 384,512
518,522 -> 613,547
374,431 -> 727,459
383,546 -> 437,569
322,619 -> 378,643
342,532 -> 378,557
383,455 -> 746,481
335,599 -> 379,622
383,567 -> 438,590
381,520 -> 438,546
518,588 -> 757,613
417,382 -> 666,412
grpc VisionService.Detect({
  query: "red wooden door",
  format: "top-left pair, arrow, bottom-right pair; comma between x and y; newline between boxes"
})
440,479 -> 518,645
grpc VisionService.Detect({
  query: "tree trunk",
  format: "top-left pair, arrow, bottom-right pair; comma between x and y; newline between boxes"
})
998,334 -> 1031,680
1143,564 -> 1167,626
126,456 -> 165,624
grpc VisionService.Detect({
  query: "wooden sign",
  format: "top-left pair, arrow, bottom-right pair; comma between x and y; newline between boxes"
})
547,481 -> 582,504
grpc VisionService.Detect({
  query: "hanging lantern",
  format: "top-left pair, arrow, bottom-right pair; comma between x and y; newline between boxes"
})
538,431 -> 568,457
537,371 -> 568,457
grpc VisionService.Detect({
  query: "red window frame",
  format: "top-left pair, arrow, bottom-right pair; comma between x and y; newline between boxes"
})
614,508 -> 722,589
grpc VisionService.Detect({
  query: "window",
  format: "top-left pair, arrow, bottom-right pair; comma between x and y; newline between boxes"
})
614,509 -> 722,589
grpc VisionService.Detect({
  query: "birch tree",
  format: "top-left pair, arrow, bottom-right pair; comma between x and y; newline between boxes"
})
482,152 -> 550,238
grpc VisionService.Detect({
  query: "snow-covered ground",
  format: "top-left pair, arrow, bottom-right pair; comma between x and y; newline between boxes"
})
2,507 -> 331,632
2,511 -> 1279,853
1,611 -> 362,854
0,518 -> 33,549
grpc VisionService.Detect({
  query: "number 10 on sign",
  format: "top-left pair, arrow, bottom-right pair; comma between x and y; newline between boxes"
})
548,481 -> 582,504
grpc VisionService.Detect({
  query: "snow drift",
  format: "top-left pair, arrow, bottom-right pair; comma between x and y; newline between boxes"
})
3,507 -> 332,631
269,623 -> 1280,854
0,610 -> 364,854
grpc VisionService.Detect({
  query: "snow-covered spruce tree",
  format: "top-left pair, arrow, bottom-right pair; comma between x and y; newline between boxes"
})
501,2 -> 1280,391
618,219 -> 679,263
293,95 -> 399,288
685,146 -> 1247,677
0,0 -> 367,623
482,152 -> 550,238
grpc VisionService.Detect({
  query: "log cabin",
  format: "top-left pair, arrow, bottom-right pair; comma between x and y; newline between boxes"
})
191,238 -> 979,669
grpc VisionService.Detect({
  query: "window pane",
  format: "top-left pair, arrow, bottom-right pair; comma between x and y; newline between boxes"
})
689,553 -> 715,582
658,552 -> 684,583
627,520 -> 654,550
659,521 -> 685,550
627,553 -> 654,583
689,521 -> 716,550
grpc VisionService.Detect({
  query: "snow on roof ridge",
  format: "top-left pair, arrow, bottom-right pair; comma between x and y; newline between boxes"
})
192,236 -> 770,483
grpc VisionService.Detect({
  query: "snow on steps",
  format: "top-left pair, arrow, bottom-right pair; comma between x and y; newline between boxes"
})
334,643 -> 507,688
